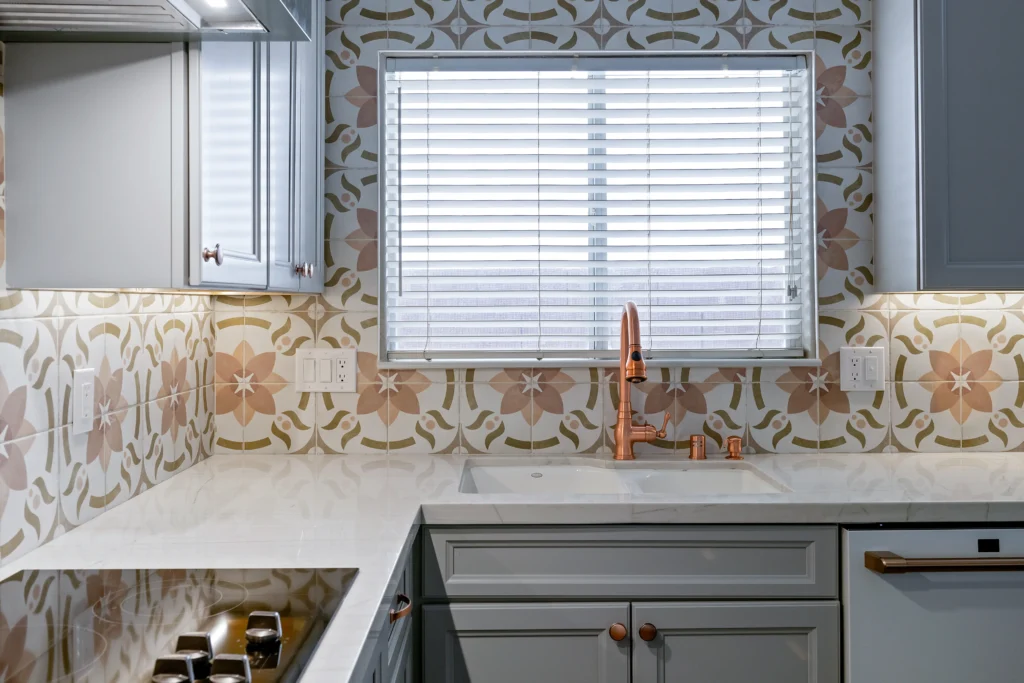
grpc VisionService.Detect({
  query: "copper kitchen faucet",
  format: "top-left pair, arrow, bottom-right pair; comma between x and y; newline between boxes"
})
613,302 -> 670,460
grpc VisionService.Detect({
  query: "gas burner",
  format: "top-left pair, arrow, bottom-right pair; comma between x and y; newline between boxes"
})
0,568 -> 357,683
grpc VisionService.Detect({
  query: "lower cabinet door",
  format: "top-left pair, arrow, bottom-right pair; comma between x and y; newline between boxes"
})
423,603 -> 630,683
631,601 -> 840,683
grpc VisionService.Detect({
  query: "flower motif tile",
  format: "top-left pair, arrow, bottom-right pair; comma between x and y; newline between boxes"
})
814,26 -> 872,97
0,429 -> 59,565
665,372 -> 747,455
742,23 -> 815,50
386,379 -> 461,453
602,25 -> 678,49
746,372 -> 820,452
602,0 -> 673,26
818,309 -> 888,381
389,25 -> 460,49
817,168 -> 873,247
324,168 -> 378,223
673,25 -> 744,49
242,387 -> 317,454
532,0 -> 601,25
460,0 -> 531,25
1,319 -> 58,438
889,310 -> 961,382
460,26 -> 536,49
325,240 -> 378,311
816,96 -> 872,167
817,239 -> 876,310
891,382 -> 962,452
388,0 -> 459,24
316,311 -> 380,385
814,0 -> 870,25
961,382 -> 1024,452
957,310 -> 1024,384
818,388 -> 888,452
235,313 -> 315,384
744,0 -> 814,25
325,96 -> 379,170
326,0 -> 388,25
317,392 -> 389,454
186,312 -> 215,390
461,370 -> 535,453
60,419 -> 112,531
529,26 -> 602,49
529,379 -> 603,454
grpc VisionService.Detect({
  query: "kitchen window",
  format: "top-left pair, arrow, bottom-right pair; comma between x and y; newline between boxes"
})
378,52 -> 816,366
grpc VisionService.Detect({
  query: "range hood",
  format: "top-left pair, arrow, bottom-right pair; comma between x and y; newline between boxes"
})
0,0 -> 311,40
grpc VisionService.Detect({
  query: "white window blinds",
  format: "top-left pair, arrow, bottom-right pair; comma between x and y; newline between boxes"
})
380,53 -> 815,364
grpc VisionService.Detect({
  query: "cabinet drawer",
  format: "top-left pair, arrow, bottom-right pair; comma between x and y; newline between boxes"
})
424,526 -> 837,600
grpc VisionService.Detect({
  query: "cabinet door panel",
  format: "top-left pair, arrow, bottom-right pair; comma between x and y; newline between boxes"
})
423,603 -> 629,683
267,40 -> 301,291
191,41 -> 268,288
631,602 -> 839,683
296,0 -> 324,293
920,0 -> 1024,289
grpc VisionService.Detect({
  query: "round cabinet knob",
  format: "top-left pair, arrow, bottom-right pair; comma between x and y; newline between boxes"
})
305,263 -> 315,278
295,263 -> 307,276
202,244 -> 224,266
609,623 -> 627,642
638,623 -> 658,642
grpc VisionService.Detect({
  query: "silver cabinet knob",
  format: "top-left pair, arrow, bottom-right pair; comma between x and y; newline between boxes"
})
294,263 -> 315,278
305,262 -> 315,278
202,244 -> 224,266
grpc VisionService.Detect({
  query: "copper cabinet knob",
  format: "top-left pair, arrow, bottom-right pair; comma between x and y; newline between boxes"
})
638,623 -> 658,641
202,244 -> 224,266
609,623 -> 627,642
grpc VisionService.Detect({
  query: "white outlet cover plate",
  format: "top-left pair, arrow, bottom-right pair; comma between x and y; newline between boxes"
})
72,368 -> 96,435
840,346 -> 886,392
296,348 -> 357,392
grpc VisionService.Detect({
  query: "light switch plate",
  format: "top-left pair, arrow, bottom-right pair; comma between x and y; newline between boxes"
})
840,346 -> 885,392
295,348 -> 357,392
72,368 -> 96,435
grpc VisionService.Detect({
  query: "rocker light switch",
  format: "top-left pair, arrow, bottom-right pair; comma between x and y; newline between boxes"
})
295,349 -> 357,393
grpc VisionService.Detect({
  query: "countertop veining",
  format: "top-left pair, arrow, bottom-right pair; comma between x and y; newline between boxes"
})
4,451 -> 1024,681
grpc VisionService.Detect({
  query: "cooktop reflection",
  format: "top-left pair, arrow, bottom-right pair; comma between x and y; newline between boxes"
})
0,567 -> 358,682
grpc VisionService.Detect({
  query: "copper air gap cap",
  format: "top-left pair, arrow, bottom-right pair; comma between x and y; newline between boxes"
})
689,434 -> 706,460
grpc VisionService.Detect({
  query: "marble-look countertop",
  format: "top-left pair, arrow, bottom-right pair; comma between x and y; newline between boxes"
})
4,451 -> 1024,681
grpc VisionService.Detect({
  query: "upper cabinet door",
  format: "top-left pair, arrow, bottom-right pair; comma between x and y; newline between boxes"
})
296,0 -> 325,294
266,40 -> 303,291
631,602 -> 840,683
190,41 -> 269,289
919,0 -> 1024,289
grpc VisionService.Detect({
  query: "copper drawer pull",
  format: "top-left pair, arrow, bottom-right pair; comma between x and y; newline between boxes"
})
866,550 -> 1024,574
389,593 -> 412,623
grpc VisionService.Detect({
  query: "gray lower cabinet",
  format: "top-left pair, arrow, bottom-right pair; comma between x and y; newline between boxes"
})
422,603 -> 630,683
632,601 -> 840,683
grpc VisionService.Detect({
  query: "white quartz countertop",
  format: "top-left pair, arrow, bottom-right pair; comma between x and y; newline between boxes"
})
5,451 -> 1024,681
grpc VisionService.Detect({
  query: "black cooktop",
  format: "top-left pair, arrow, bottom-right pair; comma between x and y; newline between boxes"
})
0,568 -> 358,682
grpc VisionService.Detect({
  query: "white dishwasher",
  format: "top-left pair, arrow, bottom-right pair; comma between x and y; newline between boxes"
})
845,528 -> 1024,683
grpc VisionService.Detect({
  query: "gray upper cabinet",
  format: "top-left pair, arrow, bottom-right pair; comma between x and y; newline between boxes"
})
876,0 -> 1024,290
631,602 -> 840,683
423,603 -> 630,683
3,0 -> 323,292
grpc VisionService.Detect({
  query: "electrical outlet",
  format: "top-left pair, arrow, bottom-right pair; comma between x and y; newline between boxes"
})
840,347 -> 885,392
295,348 -> 357,392
73,368 -> 96,435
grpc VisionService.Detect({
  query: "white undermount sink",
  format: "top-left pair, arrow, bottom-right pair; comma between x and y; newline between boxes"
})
459,460 -> 788,496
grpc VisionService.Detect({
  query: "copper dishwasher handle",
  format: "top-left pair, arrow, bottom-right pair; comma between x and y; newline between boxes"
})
389,593 -> 412,623
866,550 -> 1024,574
202,244 -> 224,266
609,623 -> 627,642
638,623 -> 657,641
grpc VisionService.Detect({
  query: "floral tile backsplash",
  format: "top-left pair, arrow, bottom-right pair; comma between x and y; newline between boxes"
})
0,50 -> 216,567
207,0 -> 1024,461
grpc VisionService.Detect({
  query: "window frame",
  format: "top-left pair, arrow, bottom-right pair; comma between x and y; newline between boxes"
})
376,50 -> 820,369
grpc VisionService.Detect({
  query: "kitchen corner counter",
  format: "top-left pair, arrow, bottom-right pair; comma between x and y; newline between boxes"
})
4,451 -> 1024,680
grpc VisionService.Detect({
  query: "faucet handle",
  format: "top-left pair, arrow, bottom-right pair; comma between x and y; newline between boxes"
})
655,412 -> 670,439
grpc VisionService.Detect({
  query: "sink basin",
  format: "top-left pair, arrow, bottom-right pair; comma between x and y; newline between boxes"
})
460,465 -> 629,495
459,459 -> 788,495
625,467 -> 786,495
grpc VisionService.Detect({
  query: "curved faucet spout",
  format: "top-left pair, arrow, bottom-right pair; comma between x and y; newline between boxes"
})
614,302 -> 668,460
